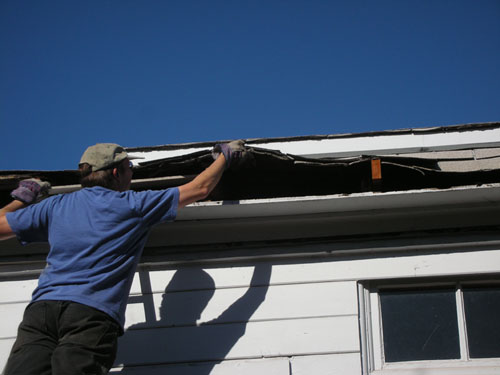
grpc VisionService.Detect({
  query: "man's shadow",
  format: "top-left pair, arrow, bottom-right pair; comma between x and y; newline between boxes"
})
116,263 -> 272,374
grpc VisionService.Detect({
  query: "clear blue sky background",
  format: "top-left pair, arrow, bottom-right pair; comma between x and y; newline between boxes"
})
1,1 -> 499,171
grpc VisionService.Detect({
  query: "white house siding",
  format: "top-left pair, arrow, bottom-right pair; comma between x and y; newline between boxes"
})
0,279 -> 38,369
109,244 -> 498,374
1,242 -> 500,374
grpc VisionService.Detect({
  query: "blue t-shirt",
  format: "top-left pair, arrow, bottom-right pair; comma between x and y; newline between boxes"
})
6,186 -> 179,328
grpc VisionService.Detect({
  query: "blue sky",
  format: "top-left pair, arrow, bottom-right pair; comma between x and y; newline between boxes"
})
1,1 -> 499,171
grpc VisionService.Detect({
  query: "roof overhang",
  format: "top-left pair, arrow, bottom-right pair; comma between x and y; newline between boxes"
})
127,122 -> 500,162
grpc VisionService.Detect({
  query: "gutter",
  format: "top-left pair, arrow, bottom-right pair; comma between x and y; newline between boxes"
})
176,183 -> 500,221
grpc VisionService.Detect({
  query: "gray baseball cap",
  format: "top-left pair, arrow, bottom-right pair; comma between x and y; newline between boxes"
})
79,143 -> 144,172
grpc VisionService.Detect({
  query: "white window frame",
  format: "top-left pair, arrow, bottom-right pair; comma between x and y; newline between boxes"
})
358,277 -> 500,375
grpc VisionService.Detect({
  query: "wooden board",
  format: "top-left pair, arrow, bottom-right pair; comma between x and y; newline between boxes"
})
1,247 -> 500,373
131,249 -> 500,296
125,281 -> 358,330
116,316 -> 360,366
110,357 -> 290,375
0,303 -> 26,338
0,279 -> 37,303
0,338 -> 14,372
290,353 -> 362,375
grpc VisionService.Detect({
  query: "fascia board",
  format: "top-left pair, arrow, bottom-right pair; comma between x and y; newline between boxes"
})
253,128 -> 500,158
176,183 -> 500,221
131,127 -> 500,164
130,147 -> 212,166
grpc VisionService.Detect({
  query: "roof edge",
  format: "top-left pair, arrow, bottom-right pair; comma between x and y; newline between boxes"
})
126,122 -> 500,152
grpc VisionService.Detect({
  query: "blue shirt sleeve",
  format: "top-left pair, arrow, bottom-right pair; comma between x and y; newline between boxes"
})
6,197 -> 56,244
133,187 -> 179,227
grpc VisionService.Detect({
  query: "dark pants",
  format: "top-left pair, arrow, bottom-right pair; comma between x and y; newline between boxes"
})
4,300 -> 120,375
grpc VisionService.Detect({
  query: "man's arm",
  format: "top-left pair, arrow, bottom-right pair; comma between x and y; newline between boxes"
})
177,140 -> 248,208
0,200 -> 25,240
178,154 -> 226,208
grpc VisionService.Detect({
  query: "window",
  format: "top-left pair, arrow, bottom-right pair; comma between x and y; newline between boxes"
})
380,287 -> 461,362
463,285 -> 500,359
359,277 -> 500,374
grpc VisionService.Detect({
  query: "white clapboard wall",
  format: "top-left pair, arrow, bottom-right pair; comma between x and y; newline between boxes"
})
1,248 -> 500,375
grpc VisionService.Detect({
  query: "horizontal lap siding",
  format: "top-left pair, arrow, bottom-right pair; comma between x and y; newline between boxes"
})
0,281 -> 33,374
0,279 -> 35,372
110,357 -> 291,375
129,249 -> 500,296
125,280 -> 358,328
116,316 -> 359,366
0,280 -> 38,303
118,265 -> 360,370
0,279 -> 37,340
0,339 -> 15,370
106,248 -> 500,373
2,248 -> 500,373
290,353 -> 362,375
0,303 -> 28,338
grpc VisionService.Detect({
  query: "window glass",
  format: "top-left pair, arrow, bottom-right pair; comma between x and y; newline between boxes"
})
463,286 -> 500,358
379,288 -> 460,362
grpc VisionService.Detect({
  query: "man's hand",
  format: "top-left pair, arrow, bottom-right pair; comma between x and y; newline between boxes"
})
212,140 -> 249,170
179,140 -> 253,208
11,179 -> 51,205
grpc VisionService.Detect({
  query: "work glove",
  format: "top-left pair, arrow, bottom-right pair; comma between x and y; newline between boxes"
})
212,140 -> 249,170
11,179 -> 51,205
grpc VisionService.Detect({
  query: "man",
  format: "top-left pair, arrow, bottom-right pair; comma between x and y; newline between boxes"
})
0,141 -> 245,375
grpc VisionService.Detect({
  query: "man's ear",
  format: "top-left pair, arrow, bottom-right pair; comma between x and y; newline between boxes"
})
112,167 -> 119,179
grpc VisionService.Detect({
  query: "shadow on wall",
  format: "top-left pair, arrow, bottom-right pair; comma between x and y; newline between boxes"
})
115,264 -> 272,374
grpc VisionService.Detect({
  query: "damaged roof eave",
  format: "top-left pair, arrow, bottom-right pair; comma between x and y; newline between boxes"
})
128,123 -> 500,162
175,183 -> 500,221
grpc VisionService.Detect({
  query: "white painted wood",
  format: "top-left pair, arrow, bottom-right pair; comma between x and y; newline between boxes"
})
1,248 -> 499,372
370,291 -> 383,371
455,286 -> 469,361
132,126 -> 500,162
130,267 -> 252,295
290,353 -> 361,375
0,302 -> 27,338
188,280 -> 356,323
251,127 -> 500,158
115,316 -> 360,366
0,279 -> 37,303
358,283 -> 372,375
372,363 -> 500,375
110,357 -> 290,375
0,339 -> 14,373
125,280 -> 358,330
134,147 -> 212,164
132,249 -> 500,296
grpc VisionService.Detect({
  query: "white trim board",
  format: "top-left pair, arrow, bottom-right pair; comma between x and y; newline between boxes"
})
132,127 -> 500,164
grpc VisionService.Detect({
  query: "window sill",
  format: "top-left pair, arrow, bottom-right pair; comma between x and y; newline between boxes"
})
372,359 -> 500,375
